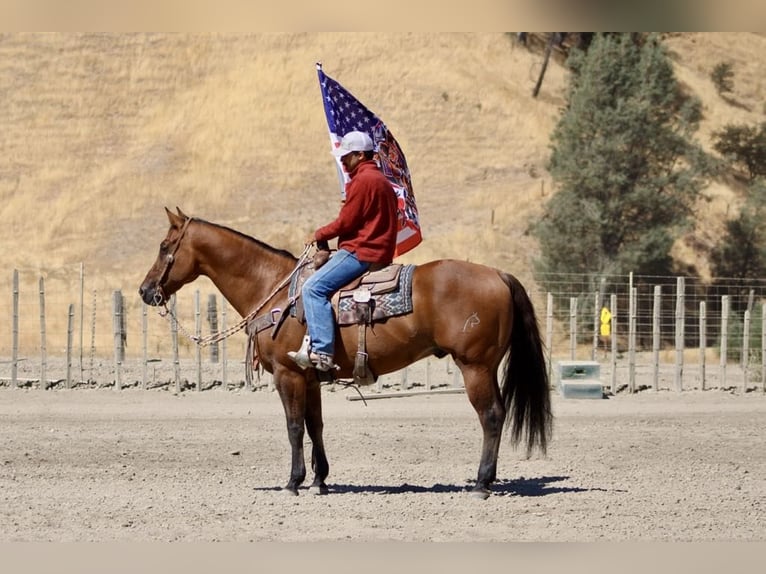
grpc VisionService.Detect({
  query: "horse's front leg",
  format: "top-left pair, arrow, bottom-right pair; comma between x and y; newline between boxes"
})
304,376 -> 329,495
274,368 -> 309,495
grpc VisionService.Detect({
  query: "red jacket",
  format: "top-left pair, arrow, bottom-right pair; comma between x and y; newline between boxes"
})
315,160 -> 398,264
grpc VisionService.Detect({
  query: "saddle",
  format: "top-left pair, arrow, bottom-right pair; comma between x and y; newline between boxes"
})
288,253 -> 416,385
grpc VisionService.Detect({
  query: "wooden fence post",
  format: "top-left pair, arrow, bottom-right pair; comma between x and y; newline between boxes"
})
592,291 -> 600,360
88,289 -> 97,383
700,301 -> 707,390
221,297 -> 228,391
720,295 -> 729,388
452,361 -> 461,388
628,287 -> 636,393
12,270 -> 19,389
79,262 -> 85,387
569,297 -> 577,360
207,294 -> 219,364
652,286 -> 661,391
142,303 -> 148,390
66,303 -> 74,389
170,294 -> 181,393
546,292 -> 553,379
610,293 -> 617,394
762,302 -> 766,394
112,290 -> 123,390
675,276 -> 685,392
195,290 -> 202,392
743,309 -> 750,393
39,277 -> 47,390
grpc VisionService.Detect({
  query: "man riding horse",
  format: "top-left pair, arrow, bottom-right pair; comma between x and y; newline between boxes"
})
288,130 -> 399,372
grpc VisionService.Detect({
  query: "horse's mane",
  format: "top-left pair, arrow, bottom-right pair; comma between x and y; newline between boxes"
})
193,217 -> 298,262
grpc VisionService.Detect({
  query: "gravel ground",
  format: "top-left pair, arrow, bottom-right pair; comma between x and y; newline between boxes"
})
0,355 -> 764,543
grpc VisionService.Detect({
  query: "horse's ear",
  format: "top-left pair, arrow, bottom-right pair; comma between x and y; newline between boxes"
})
176,206 -> 189,220
165,206 -> 184,228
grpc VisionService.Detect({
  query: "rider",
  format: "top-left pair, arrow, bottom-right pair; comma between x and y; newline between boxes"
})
288,130 -> 398,371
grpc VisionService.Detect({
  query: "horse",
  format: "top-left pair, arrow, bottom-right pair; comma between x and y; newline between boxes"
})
139,207 -> 552,499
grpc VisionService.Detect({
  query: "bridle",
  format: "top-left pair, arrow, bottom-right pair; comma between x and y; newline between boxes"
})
152,218 -> 314,347
152,216 -> 192,307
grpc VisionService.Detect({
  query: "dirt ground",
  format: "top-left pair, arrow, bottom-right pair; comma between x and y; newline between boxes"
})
1,360 -> 764,544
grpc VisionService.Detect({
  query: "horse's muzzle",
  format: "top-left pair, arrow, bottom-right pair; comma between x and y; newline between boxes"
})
138,284 -> 164,306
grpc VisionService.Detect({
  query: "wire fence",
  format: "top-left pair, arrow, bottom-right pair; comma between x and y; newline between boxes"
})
535,271 -> 766,355
1,266 -> 766,393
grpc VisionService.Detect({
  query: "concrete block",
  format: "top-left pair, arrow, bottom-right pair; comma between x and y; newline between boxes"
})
554,360 -> 600,383
554,361 -> 604,399
558,378 -> 604,399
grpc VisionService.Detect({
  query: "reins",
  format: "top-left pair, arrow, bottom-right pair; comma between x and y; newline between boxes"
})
156,233 -> 314,347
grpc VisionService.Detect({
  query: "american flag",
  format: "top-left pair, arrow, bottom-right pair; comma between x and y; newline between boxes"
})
316,63 -> 422,258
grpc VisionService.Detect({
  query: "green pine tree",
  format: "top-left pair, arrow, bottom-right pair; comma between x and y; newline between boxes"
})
533,34 -> 707,292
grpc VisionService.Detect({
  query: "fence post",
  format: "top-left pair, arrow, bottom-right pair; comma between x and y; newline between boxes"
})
170,294 -> 181,393
12,270 -> 19,389
628,287 -> 636,393
546,292 -> 553,379
720,295 -> 729,389
88,289 -> 97,383
762,302 -> 766,394
221,297 -> 228,391
700,301 -> 707,391
112,290 -> 123,391
610,293 -> 617,394
39,277 -> 47,390
79,262 -> 85,387
592,291 -> 600,360
743,309 -> 750,393
66,303 -> 74,389
652,285 -> 661,392
207,294 -> 219,364
195,290 -> 202,392
142,303 -> 148,390
452,362 -> 461,388
675,276 -> 685,392
569,297 -> 577,360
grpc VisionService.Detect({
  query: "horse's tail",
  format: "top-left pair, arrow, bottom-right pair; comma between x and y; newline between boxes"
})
500,272 -> 553,457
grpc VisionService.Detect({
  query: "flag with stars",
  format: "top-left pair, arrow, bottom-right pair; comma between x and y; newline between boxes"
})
316,63 -> 422,258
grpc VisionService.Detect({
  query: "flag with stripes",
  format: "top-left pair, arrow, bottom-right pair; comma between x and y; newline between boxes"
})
316,63 -> 422,257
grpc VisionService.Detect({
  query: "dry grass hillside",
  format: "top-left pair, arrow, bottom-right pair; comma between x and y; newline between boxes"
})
1,33 -> 764,304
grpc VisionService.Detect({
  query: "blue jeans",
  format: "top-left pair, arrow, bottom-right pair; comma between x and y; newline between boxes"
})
302,249 -> 370,357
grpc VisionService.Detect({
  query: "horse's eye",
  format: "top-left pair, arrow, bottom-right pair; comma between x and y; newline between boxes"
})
160,240 -> 170,252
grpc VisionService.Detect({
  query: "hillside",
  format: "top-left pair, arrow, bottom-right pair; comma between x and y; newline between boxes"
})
1,33 -> 764,301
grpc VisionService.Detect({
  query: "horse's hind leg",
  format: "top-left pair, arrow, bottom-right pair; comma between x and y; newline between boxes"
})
460,362 -> 505,499
304,379 -> 329,495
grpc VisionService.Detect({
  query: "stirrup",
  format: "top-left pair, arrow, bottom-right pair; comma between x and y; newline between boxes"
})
287,335 -> 312,369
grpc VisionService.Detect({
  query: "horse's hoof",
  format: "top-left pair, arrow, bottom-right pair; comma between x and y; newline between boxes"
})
309,484 -> 329,496
470,488 -> 491,500
281,487 -> 299,497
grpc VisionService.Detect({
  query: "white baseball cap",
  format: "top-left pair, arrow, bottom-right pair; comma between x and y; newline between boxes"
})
331,130 -> 374,157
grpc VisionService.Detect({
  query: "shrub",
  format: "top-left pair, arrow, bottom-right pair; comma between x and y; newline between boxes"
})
711,61 -> 735,95
712,122 -> 766,180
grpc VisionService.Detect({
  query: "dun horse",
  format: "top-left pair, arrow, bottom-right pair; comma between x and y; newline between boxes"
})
139,208 -> 552,499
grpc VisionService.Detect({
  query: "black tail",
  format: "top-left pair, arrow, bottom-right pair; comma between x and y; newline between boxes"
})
500,273 -> 553,457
